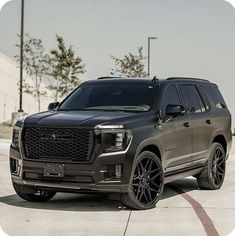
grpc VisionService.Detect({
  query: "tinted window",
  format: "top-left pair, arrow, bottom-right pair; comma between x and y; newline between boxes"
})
196,89 -> 206,112
202,86 -> 226,109
162,85 -> 181,110
178,85 -> 206,114
197,87 -> 210,110
59,83 -> 158,112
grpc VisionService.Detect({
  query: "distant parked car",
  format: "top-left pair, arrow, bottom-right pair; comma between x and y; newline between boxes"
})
10,77 -> 232,210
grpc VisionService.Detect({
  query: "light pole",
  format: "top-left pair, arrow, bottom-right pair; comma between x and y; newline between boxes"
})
19,0 -> 24,112
147,37 -> 157,77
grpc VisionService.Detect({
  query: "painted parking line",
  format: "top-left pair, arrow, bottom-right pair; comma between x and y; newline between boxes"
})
169,184 -> 219,236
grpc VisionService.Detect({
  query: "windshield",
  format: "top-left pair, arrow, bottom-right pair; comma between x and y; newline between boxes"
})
59,82 -> 158,112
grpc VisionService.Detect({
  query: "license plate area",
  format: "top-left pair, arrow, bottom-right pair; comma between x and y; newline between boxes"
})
44,164 -> 65,178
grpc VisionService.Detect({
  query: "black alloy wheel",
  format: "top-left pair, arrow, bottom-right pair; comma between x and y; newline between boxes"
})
132,156 -> 162,205
121,151 -> 164,210
197,143 -> 226,190
211,146 -> 226,186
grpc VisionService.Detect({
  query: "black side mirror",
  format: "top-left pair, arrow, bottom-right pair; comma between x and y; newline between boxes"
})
48,102 -> 59,111
166,104 -> 185,117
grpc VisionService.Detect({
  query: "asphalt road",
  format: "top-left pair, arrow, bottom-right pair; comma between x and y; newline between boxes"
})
0,139 -> 234,236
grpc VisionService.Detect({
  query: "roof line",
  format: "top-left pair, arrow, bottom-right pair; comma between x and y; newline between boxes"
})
167,77 -> 210,83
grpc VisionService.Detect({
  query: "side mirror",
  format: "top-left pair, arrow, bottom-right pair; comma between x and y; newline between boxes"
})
166,104 -> 185,117
48,102 -> 59,111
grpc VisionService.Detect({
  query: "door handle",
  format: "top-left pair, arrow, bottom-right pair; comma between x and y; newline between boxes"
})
183,122 -> 191,128
206,119 -> 213,125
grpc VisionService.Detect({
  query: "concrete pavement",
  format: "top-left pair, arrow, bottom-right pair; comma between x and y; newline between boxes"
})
0,139 -> 234,236
0,139 -> 10,157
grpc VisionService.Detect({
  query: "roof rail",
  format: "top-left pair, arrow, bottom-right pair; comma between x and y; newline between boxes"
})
167,77 -> 210,83
97,76 -> 124,80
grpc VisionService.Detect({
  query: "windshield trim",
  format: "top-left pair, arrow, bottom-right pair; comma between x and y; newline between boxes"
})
57,108 -> 151,113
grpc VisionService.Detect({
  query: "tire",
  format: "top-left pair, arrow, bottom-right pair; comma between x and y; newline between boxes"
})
197,142 -> 226,190
121,151 -> 164,210
13,183 -> 56,202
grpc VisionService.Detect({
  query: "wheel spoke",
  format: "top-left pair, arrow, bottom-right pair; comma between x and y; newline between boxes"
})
137,165 -> 142,176
150,180 -> 159,189
138,187 -> 144,201
216,148 -> 221,159
217,166 -> 224,175
214,172 -> 220,185
143,190 -> 149,203
217,156 -> 225,166
146,186 -> 153,202
133,175 -> 140,181
150,168 -> 159,175
212,168 -> 216,177
139,161 -> 145,174
148,160 -> 154,172
145,158 -> 151,170
150,171 -> 160,181
146,159 -> 154,175
136,185 -> 142,199
148,186 -> 158,193
217,172 -> 221,183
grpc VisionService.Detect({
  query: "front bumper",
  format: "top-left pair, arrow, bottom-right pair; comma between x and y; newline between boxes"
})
10,143 -> 137,193
12,178 -> 129,193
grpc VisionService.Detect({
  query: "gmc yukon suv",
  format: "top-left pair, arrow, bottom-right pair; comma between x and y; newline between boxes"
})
10,77 -> 232,210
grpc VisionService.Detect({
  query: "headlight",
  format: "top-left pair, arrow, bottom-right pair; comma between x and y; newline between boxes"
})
101,128 -> 132,153
12,126 -> 21,148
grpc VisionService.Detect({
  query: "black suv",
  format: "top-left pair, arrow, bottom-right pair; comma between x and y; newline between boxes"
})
10,77 -> 232,210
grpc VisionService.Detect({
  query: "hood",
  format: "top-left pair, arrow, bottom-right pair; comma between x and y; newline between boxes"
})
23,110 -> 150,128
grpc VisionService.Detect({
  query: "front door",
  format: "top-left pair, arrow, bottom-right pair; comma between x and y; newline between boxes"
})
160,85 -> 193,171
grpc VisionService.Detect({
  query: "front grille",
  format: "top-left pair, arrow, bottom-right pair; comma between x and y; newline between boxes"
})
23,127 -> 94,161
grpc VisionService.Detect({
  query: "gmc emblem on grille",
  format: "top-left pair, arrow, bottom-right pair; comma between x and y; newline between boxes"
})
40,133 -> 72,142
51,134 -> 57,141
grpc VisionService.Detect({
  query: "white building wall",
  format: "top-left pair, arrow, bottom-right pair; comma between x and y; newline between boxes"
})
0,52 -> 48,123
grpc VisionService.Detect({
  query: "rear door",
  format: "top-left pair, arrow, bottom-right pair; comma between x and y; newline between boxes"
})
160,84 -> 193,170
178,84 -> 213,163
200,85 -> 231,151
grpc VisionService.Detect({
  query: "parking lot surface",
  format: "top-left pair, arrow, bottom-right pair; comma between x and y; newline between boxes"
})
0,139 -> 234,236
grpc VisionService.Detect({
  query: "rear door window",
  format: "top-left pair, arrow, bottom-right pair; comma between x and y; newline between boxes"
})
201,86 -> 226,109
178,84 -> 206,114
197,86 -> 210,110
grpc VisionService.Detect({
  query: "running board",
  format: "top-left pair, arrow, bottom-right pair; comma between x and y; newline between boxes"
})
164,167 -> 204,184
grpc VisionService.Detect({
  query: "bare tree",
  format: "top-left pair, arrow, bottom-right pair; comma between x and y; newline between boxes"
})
15,34 -> 47,112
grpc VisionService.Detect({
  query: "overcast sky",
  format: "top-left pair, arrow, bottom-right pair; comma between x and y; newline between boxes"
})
0,0 -> 235,127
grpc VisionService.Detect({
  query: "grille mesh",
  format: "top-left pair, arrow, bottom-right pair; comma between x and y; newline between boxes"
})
23,127 -> 94,161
